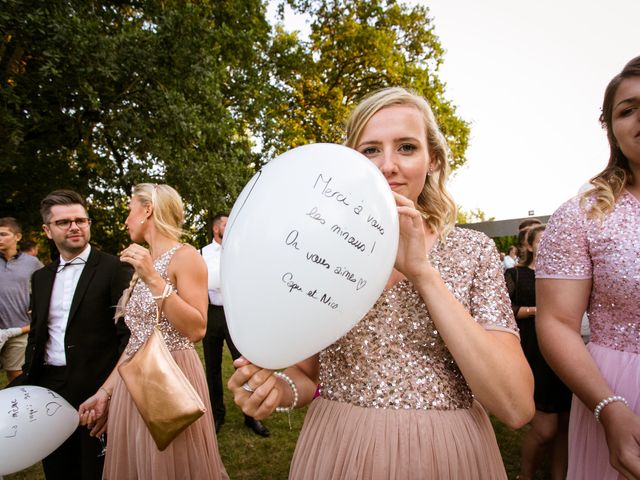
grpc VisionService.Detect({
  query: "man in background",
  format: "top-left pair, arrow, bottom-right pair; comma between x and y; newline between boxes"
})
502,245 -> 519,270
20,239 -> 39,257
201,213 -> 270,437
0,217 -> 43,382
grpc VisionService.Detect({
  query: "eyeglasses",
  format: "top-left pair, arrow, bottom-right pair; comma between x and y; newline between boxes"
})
47,217 -> 91,229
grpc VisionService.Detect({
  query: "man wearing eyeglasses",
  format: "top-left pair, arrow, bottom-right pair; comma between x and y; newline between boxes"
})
20,190 -> 132,480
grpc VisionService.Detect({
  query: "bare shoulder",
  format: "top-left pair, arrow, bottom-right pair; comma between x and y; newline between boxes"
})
175,243 -> 198,257
169,244 -> 206,272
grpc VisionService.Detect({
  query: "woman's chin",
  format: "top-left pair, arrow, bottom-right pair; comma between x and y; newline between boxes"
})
128,231 -> 143,243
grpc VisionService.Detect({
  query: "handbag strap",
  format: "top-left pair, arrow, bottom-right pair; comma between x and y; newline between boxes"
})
154,282 -> 173,327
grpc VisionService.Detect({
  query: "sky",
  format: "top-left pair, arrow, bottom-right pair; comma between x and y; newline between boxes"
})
413,0 -> 640,220
276,0 -> 640,220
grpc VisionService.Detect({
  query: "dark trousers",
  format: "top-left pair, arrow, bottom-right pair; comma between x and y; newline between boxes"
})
37,366 -> 104,480
202,304 -> 245,422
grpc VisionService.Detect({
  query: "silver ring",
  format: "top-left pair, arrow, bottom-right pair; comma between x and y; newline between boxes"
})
241,382 -> 255,393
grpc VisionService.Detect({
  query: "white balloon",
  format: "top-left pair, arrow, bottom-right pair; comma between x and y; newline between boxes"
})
222,143 -> 399,369
0,386 -> 79,475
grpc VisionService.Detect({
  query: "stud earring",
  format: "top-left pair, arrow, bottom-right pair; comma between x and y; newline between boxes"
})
140,219 -> 146,224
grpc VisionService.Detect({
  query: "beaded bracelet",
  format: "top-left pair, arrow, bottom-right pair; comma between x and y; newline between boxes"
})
274,371 -> 299,429
274,371 -> 299,412
594,395 -> 628,423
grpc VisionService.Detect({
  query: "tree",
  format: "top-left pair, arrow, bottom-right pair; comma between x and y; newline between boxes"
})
493,235 -> 518,255
1,0 -> 471,254
0,0 -> 269,252
457,207 -> 494,225
260,0 -> 469,168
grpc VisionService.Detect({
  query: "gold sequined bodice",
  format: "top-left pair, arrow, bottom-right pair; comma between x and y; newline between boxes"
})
319,228 -> 518,410
124,245 -> 194,355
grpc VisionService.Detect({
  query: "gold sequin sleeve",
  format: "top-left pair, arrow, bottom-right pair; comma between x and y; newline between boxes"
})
537,196 -> 592,279
466,230 -> 519,337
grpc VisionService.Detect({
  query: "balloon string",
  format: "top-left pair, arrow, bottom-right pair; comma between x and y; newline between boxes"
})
285,409 -> 292,430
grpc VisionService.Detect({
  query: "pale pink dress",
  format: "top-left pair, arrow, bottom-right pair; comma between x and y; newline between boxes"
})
537,191 -> 640,480
290,228 -> 519,479
104,246 -> 228,479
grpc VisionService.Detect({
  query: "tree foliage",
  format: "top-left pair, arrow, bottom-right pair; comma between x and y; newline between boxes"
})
262,0 -> 469,166
493,235 -> 518,255
0,0 -> 268,251
0,0 -> 469,254
457,206 -> 494,225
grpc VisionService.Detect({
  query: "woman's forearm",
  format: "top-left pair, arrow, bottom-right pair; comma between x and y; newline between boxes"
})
536,278 -> 606,410
537,313 -> 612,411
413,269 -> 534,428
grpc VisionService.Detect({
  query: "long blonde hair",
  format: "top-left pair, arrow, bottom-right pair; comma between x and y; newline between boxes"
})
115,183 -> 185,320
132,183 -> 185,240
345,87 -> 457,237
581,56 -> 640,219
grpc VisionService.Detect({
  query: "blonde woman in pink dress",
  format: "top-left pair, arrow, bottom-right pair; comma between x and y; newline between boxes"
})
228,87 -> 535,479
536,56 -> 640,479
78,183 -> 227,479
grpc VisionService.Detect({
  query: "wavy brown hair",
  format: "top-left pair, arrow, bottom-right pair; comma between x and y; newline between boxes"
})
345,87 -> 457,238
520,224 -> 545,268
581,56 -> 640,219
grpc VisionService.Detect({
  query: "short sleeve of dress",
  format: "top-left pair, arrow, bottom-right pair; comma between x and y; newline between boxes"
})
468,233 -> 519,337
536,196 -> 592,279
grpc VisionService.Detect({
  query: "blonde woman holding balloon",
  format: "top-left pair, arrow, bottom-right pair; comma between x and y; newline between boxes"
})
229,87 -> 534,479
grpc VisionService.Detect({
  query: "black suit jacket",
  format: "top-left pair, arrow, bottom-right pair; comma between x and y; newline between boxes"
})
23,247 -> 132,407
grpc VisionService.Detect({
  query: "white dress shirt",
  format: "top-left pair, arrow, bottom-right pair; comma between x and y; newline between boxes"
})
45,244 -> 91,366
502,255 -> 517,271
201,241 -> 223,306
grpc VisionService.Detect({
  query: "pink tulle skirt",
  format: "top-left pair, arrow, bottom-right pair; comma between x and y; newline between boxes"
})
289,398 -> 507,479
567,342 -> 640,480
104,349 -> 228,480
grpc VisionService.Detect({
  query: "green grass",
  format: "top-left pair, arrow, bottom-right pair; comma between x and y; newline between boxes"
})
2,345 -> 550,479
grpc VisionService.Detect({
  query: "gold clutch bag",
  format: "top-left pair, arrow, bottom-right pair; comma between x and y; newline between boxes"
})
118,296 -> 206,451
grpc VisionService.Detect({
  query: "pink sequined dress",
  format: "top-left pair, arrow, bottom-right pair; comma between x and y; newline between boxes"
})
537,192 -> 640,480
104,245 -> 228,479
289,228 -> 518,479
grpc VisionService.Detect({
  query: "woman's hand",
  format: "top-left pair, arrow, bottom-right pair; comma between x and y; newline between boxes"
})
89,414 -> 108,438
228,357 -> 282,420
78,388 -> 111,437
601,403 -> 640,479
393,192 -> 436,283
120,244 -> 159,285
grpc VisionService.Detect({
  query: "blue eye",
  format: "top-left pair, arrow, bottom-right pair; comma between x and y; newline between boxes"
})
398,144 -> 416,153
361,147 -> 378,156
